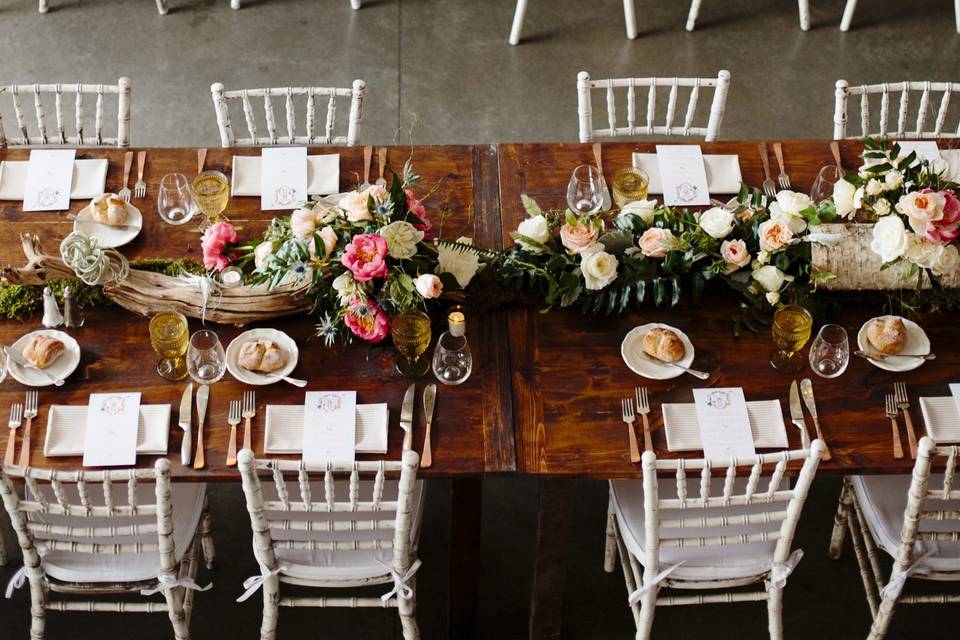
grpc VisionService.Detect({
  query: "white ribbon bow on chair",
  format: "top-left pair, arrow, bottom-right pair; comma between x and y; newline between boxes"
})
627,562 -> 684,605
236,565 -> 288,603
5,546 -> 47,599
880,549 -> 936,602
769,549 -> 805,590
140,573 -> 213,596
378,559 -> 422,603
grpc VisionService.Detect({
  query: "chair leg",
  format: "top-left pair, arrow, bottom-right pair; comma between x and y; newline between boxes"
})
797,0 -> 809,30
398,582 -> 420,640
163,588 -> 190,640
182,535 -> 203,629
767,584 -> 784,640
840,0 -> 857,31
155,0 -> 168,14
622,0 -> 637,39
828,477 -> 852,560
955,0 -> 959,33
0,528 -> 8,566
867,590 -> 900,640
603,494 -> 617,573
200,500 -> 215,569
686,0 -> 702,31
259,576 -> 280,640
230,0 -> 241,9
509,0 -> 527,45
350,0 -> 361,8
37,0 -> 49,13
635,590 -> 657,640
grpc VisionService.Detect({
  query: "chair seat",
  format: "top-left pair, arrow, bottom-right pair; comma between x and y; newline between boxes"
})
852,475 -> 960,573
610,478 -> 786,582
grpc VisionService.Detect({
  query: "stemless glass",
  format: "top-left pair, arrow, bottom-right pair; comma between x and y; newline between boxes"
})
186,329 -> 226,385
566,165 -> 604,214
810,165 -> 844,204
612,167 -> 649,207
770,305 -> 813,373
149,311 -> 189,380
192,170 -> 230,226
157,173 -> 198,225
391,310 -> 432,377
808,324 -> 850,378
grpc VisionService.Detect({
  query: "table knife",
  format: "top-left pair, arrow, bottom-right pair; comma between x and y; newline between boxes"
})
789,380 -> 811,449
421,384 -> 436,469
193,384 -> 209,470
178,383 -> 193,466
800,378 -> 831,461
400,383 -> 415,452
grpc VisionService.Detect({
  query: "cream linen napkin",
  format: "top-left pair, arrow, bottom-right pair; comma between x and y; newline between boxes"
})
632,153 -> 743,195
919,397 -> 960,443
0,158 -> 108,200
663,399 -> 788,452
43,404 -> 171,457
231,154 -> 340,197
264,403 -> 388,455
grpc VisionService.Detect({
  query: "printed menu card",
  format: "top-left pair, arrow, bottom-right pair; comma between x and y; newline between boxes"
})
82,392 -> 141,467
302,391 -> 357,469
261,146 -> 308,211
692,387 -> 756,459
656,145 -> 710,207
23,149 -> 75,211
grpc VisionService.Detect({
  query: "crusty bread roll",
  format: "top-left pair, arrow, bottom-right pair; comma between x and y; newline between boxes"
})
867,316 -> 907,354
237,341 -> 265,370
89,193 -> 129,226
642,328 -> 685,363
238,339 -> 287,373
23,334 -> 64,369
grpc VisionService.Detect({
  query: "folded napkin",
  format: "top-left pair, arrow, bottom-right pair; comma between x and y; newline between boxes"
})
632,153 -> 742,195
231,154 -> 340,197
919,397 -> 960,443
663,399 -> 788,452
43,404 -> 170,457
264,403 -> 388,455
941,149 -> 960,183
0,159 -> 108,201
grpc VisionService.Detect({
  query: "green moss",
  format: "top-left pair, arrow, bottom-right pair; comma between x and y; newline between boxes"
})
131,258 -> 205,277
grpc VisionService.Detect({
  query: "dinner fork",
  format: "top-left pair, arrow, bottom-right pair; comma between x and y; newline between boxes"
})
134,151 -> 147,199
893,382 -> 919,459
226,400 -> 240,467
621,398 -> 641,464
360,146 -> 373,190
758,143 -> 777,198
242,390 -> 255,453
18,390 -> 38,467
4,403 -> 23,467
885,394 -> 904,460
117,151 -> 134,203
773,143 -> 791,190
635,386 -> 654,454
375,147 -> 387,188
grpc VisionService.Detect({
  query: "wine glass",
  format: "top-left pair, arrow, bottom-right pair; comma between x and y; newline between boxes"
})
808,324 -> 849,378
192,170 -> 230,227
566,165 -> 604,214
391,310 -> 432,377
770,305 -> 813,373
149,311 -> 189,380
157,173 -> 198,225
186,329 -> 226,385
810,165 -> 844,204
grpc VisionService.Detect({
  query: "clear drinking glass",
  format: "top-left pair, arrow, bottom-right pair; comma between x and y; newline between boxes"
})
432,310 -> 472,385
808,324 -> 849,378
186,329 -> 226,385
157,173 -> 198,225
566,165 -> 604,214
810,165 -> 844,204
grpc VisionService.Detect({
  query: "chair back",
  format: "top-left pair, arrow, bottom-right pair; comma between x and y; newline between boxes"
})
833,80 -> 960,139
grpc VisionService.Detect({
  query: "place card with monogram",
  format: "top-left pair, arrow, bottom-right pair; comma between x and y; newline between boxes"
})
23,149 -> 75,211
302,390 -> 356,468
260,146 -> 308,211
82,392 -> 141,467
692,387 -> 756,459
655,145 -> 710,207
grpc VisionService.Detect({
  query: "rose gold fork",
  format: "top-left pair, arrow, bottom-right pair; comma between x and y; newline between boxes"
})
4,403 -> 23,467
18,390 -> 37,467
635,386 -> 654,453
242,390 -> 255,453
885,394 -> 904,460
621,398 -> 640,463
226,400 -> 240,467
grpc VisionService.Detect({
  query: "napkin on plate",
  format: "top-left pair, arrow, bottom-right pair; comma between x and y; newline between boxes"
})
919,397 -> 960,443
0,159 -> 108,201
231,154 -> 340,197
264,403 -> 388,455
632,153 -> 742,195
662,399 -> 788,452
43,404 -> 170,457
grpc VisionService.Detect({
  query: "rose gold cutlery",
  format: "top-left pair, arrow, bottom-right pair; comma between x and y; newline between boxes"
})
893,382 -> 919,459
226,399 -> 240,467
134,151 -> 147,198
361,146 -> 373,189
242,390 -> 255,453
197,148 -> 208,175
885,394 -> 904,460
759,143 -> 777,198
421,384 -> 436,469
621,398 -> 641,463
4,402 -> 23,466
375,148 -> 387,188
18,390 -> 38,467
635,386 -> 653,453
830,141 -> 843,172
773,142 -> 791,190
117,151 -> 134,202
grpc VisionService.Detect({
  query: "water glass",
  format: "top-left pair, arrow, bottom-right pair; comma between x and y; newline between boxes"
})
566,165 -> 604,214
157,173 -> 198,225
809,165 -> 844,205
187,329 -> 226,385
770,305 -> 813,373
808,324 -> 849,378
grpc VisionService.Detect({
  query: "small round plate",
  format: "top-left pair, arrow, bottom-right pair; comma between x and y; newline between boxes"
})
856,316 -> 930,372
7,330 -> 81,387
621,323 -> 695,380
72,202 -> 143,248
226,328 -> 299,385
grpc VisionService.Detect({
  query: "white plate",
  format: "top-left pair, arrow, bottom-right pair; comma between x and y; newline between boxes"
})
7,330 -> 81,387
226,328 -> 299,386
621,323 -> 695,380
72,201 -> 142,248
856,316 -> 930,372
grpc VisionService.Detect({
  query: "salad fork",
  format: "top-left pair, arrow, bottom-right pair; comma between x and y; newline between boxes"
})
18,390 -> 38,467
893,382 -> 919,459
885,394 -> 904,460
117,151 -> 134,203
242,390 -> 256,453
360,146 -> 373,190
375,147 -> 387,188
773,143 -> 791,189
134,151 -> 147,199
226,400 -> 240,467
621,398 -> 641,464
758,143 -> 777,198
4,403 -> 23,467
635,386 -> 654,453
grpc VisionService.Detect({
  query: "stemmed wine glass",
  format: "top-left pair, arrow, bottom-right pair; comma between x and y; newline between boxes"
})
186,330 -> 226,385
566,165 -> 604,214
770,305 -> 813,373
810,165 -> 845,205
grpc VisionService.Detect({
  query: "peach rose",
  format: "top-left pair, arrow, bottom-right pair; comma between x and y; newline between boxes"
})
720,239 -> 751,271
897,190 -> 946,236
637,227 -> 675,258
758,218 -> 794,252
559,222 -> 599,254
339,190 -> 374,223
290,208 -> 319,238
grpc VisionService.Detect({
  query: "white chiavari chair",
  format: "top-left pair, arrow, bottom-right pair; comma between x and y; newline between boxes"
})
37,0 -> 167,13
828,437 -> 960,640
604,441 -> 825,640
0,78 -> 131,148
0,460 -> 214,640
509,0 -> 637,45
229,0 -> 360,10
577,70 -> 731,143
687,0 -> 811,31
236,449 -> 424,640
210,81 -> 364,148
833,79 -> 960,140
841,0 -> 960,32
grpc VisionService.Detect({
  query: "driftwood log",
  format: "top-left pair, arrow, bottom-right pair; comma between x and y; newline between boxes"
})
2,234 -> 312,326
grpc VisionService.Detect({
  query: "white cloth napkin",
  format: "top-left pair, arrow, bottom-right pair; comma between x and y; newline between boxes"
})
919,397 -> 960,443
231,154 -> 340,197
264,403 -> 388,455
0,159 -> 108,200
632,153 -> 742,195
940,149 -> 960,183
43,404 -> 170,457
662,399 -> 788,452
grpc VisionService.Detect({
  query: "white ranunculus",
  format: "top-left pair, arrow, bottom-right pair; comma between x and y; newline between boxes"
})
870,214 -> 910,263
254,241 -> 275,269
832,179 -> 857,218
751,265 -> 793,293
932,244 -> 960,277
873,198 -> 892,216
698,206 -> 735,239
436,236 -> 480,288
379,220 -> 424,259
616,199 -> 658,227
885,170 -> 903,190
332,272 -> 358,306
515,215 -> 551,253
414,273 -> 443,299
866,179 -> 884,197
579,244 -> 619,290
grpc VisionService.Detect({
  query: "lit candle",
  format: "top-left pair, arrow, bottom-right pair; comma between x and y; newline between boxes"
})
448,310 -> 466,337
220,267 -> 243,287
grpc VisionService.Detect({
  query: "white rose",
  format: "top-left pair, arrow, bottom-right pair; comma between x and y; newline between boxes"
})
720,239 -> 751,271
379,220 -> 424,259
254,241 -> 275,269
885,170 -> 903,190
866,179 -> 884,197
907,236 -> 940,270
832,179 -> 857,218
437,237 -> 480,287
698,206 -> 735,239
932,244 -> 960,277
768,190 -> 813,233
870,214 -> 910,263
579,244 -> 619,290
873,198 -> 891,216
515,215 -> 551,253
414,274 -> 443,299
765,291 -> 781,305
332,272 -> 357,306
616,199 -> 658,227
752,265 -> 793,293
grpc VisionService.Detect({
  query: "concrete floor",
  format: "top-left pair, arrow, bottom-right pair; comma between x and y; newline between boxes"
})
2,0 -> 960,637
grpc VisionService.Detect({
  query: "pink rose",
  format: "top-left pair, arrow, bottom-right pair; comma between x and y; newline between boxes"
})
638,227 -> 675,258
405,189 -> 433,239
720,239 -> 751,271
559,222 -> 599,254
200,221 -> 239,271
897,189 -> 946,236
344,298 -> 390,343
290,208 -> 320,238
339,191 -> 374,223
925,189 -> 960,244
414,273 -> 443,299
758,218 -> 794,252
340,233 -> 389,281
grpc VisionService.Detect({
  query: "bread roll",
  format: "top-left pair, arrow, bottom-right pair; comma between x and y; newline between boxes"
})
238,339 -> 287,373
23,334 -> 64,369
89,193 -> 129,226
258,343 -> 286,372
642,328 -> 685,363
238,341 -> 265,370
867,317 -> 907,354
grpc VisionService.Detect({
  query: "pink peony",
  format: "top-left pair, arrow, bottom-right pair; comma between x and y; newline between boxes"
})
344,298 -> 390,343
340,233 -> 389,281
925,189 -> 960,245
201,222 -> 239,271
405,189 -> 433,239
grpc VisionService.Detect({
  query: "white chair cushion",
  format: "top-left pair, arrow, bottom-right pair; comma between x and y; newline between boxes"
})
852,474 -> 960,573
29,483 -> 207,584
610,478 -> 790,582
